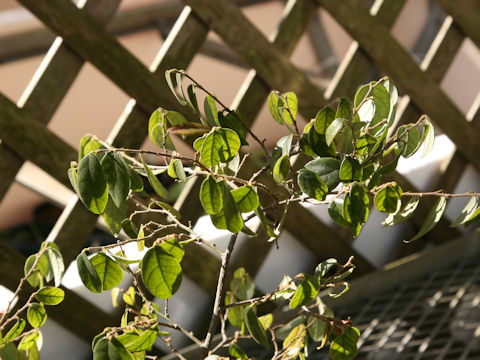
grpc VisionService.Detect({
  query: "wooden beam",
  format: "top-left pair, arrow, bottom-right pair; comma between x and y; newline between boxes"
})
319,0 -> 480,175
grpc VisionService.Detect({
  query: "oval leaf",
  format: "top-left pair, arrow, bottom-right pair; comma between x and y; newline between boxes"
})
273,154 -> 290,183
289,275 -> 320,309
405,196 -> 447,243
27,303 -> 47,328
141,245 -> 182,299
78,153 -> 109,214
101,152 -> 130,207
374,183 -> 402,213
200,176 -> 223,215
139,155 -> 169,199
330,327 -> 360,360
76,252 -> 102,293
35,287 -> 64,305
340,156 -> 362,182
298,169 -> 328,201
304,157 -> 341,191
200,128 -> 241,167
244,305 -> 270,348
231,185 -> 259,213
314,106 -> 335,135
91,252 -> 124,291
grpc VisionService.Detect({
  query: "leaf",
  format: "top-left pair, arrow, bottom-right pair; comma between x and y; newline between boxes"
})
273,154 -> 290,183
200,128 -> 241,167
128,168 -> 144,193
304,157 -> 341,191
314,106 -> 335,135
78,153 -> 109,214
230,268 -> 255,301
218,112 -> 248,146
308,127 -> 336,157
281,92 -> 298,125
76,252 -> 102,293
244,305 -> 270,348
167,158 -> 187,181
229,343 -> 248,360
330,327 -> 360,360
421,116 -> 435,157
24,253 -> 49,288
259,314 -> 274,330
125,329 -> 157,352
200,176 -> 223,215
0,342 -> 16,360
123,286 -> 136,306
325,118 -> 344,146
343,182 -> 369,236
79,135 -> 104,160
43,243 -> 64,287
27,303 -> 47,328
222,185 -> 243,233
340,156 -> 362,182
328,199 -> 349,227
91,252 -> 124,291
374,183 -> 402,213
165,110 -> 188,127
68,164 -> 79,195
141,245 -> 182,299
121,219 -> 138,238
3,319 -> 25,343
383,195 -> 419,226
406,196 -> 447,243
267,92 -> 283,124
283,324 -> 306,359
225,292 -> 245,328
336,98 -> 352,122
290,275 -> 320,309
139,155 -> 169,199
109,337 -> 134,360
187,84 -> 199,113
298,169 -> 328,201
452,196 -> 480,227
35,287 -> 64,306
93,337 -> 109,360
204,95 -> 219,126
354,82 -> 390,133
17,330 -> 40,351
102,197 -> 127,237
160,238 -> 185,262
355,134 -> 377,158
314,258 -> 338,281
275,316 -> 305,340
307,316 -> 328,342
101,152 -> 130,207
149,108 -> 170,149
230,185 -> 259,213
396,125 -> 421,158
276,134 -> 293,156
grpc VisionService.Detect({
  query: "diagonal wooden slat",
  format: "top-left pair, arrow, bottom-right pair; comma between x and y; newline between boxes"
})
435,0 -> 480,50
318,0 -> 480,173
0,0 -> 121,201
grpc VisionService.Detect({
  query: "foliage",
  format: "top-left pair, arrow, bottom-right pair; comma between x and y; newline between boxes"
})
2,71 -> 479,359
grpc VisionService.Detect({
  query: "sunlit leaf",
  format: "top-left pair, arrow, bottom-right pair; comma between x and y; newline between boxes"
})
218,112 -> 248,146
231,185 -> 259,213
78,153 -> 109,214
336,98 -> 352,122
273,154 -> 290,183
290,275 -> 320,309
35,287 -> 64,306
374,183 -> 402,213
101,152 -> 130,208
160,237 -> 184,262
244,305 -> 270,348
326,118 -> 344,146
314,106 -> 335,135
340,156 -> 362,182
267,92 -> 283,125
396,125 -> 421,158
330,327 -> 360,360
200,128 -> 241,167
27,303 -> 46,328
283,324 -> 306,359
421,116 -> 435,157
298,169 -> 328,201
229,343 -> 248,360
304,157 -> 341,191
343,182 -> 369,236
383,195 -> 419,226
167,158 -> 186,181
200,176 -> 223,215
328,199 -> 349,227
90,252 -> 124,291
76,252 -> 102,293
406,196 -> 447,242
281,92 -> 298,125
2,319 -> 25,343
204,95 -> 219,126
230,268 -> 255,301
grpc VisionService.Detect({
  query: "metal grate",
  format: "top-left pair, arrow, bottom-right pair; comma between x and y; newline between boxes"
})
313,256 -> 480,359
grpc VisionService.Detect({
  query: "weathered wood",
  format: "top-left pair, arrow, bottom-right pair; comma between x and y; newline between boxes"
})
0,242 -> 118,342
183,0 -> 326,119
319,0 -> 480,172
0,93 -> 77,189
436,0 -> 480,50
0,0 -> 121,202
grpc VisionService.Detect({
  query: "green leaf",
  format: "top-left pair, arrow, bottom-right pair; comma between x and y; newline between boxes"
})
230,268 -> 255,301
340,156 -> 362,182
101,152 -> 130,208
343,182 -> 369,236
165,70 -> 187,105
222,185 -> 243,233
78,153 -> 109,214
93,337 -> 109,360
0,342 -> 16,360
17,330 -> 40,351
273,155 -> 290,183
187,84 -> 199,113
314,106 -> 335,135
123,286 -> 136,306
275,316 -> 305,340
406,196 -> 447,243
102,197 -> 127,237
290,275 -> 320,309
276,134 -> 293,156
76,252 -> 102,293
451,196 -> 480,227
165,110 -> 188,127
167,158 -> 187,181
128,168 -> 144,193
314,258 -> 338,281
139,155 -> 169,199
141,245 -> 182,299
298,169 -> 328,201
355,134 -> 377,158
283,324 -> 306,359
68,164 -> 79,195
200,128 -> 241,167
258,313 -> 273,330
229,343 -> 248,360
43,243 -> 64,288
225,292 -> 245,328
396,125 -> 421,158
336,98 -> 352,122
267,92 -> 283,124
244,305 -> 270,348
204,95 -> 219,126
24,253 -> 49,288
255,208 -> 276,239
308,316 -> 328,342
121,219 -> 138,238
330,327 -> 360,360
125,329 -> 157,353
383,195 -> 419,226
325,118 -> 344,146
160,238 -> 185,262
231,185 -> 259,213
90,252 -> 124,291
2,319 -> 25,343
109,337 -> 134,360
148,108 -> 170,149
374,183 -> 402,213
200,176 -> 223,215
308,127 -> 336,157
281,92 -> 298,125
27,303 -> 46,328
354,82 -> 390,132
421,116 -> 435,157
154,200 -> 181,219
79,135 -> 104,160
328,199 -> 349,227
304,157 -> 341,191
218,112 -> 248,146
35,287 -> 64,305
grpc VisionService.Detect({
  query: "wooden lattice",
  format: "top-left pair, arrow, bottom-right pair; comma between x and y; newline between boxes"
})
1,0 -> 479,350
